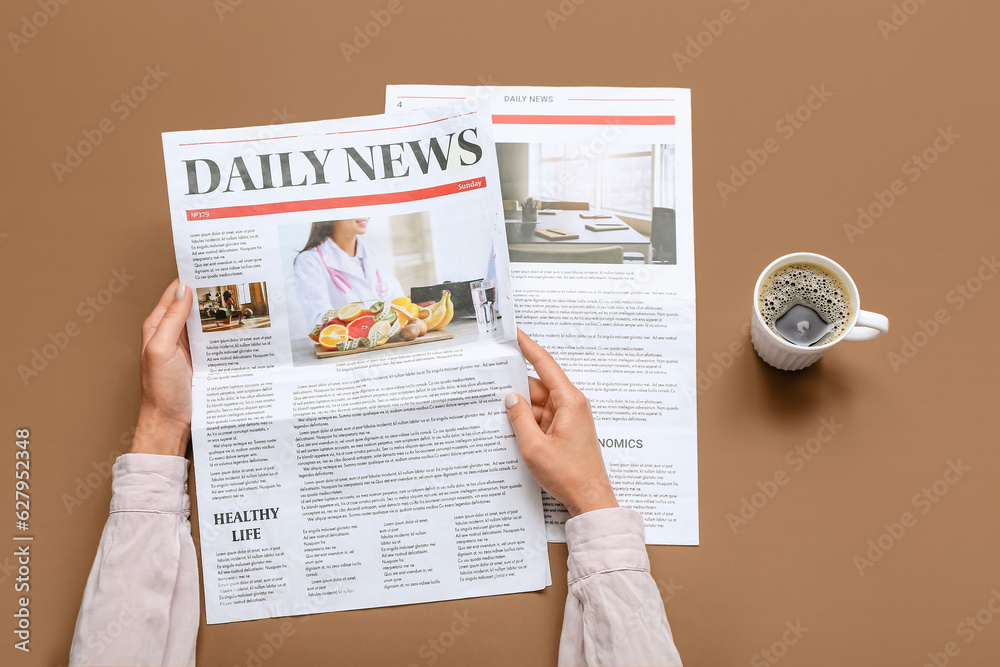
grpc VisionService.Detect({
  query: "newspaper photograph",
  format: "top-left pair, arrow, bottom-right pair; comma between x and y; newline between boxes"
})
387,87 -> 698,546
161,104 -> 549,624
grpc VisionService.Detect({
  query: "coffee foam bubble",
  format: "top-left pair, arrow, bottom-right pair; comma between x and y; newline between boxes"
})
758,262 -> 853,345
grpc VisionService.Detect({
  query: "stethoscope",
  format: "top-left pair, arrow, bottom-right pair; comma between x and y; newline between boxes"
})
315,242 -> 389,298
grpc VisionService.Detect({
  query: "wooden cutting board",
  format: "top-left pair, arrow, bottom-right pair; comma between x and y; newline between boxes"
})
314,329 -> 454,358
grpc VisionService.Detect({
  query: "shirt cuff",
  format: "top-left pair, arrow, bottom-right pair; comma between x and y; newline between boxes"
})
565,507 -> 649,585
109,453 -> 190,516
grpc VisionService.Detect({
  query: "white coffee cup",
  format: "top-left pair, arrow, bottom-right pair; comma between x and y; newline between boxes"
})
751,252 -> 889,371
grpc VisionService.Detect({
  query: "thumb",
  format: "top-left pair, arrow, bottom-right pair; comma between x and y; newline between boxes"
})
504,392 -> 541,445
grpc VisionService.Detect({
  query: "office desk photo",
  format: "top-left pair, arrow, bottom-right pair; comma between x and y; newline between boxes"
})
507,210 -> 652,263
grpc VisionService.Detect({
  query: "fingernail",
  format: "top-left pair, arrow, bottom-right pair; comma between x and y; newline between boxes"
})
504,392 -> 519,409
176,282 -> 187,299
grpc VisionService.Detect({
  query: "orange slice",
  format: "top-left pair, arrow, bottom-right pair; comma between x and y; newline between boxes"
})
338,302 -> 365,322
392,296 -> 412,308
390,304 -> 412,326
318,324 -> 349,350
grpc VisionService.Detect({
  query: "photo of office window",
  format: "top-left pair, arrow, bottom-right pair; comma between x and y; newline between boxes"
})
497,142 -> 677,266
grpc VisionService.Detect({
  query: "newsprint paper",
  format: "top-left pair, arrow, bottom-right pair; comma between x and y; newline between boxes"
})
161,104 -> 549,624
387,87 -> 699,546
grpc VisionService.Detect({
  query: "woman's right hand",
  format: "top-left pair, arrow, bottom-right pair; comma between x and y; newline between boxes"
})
504,329 -> 618,517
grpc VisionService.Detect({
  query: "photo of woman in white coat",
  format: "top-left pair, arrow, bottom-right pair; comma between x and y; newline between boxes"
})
293,218 -> 406,333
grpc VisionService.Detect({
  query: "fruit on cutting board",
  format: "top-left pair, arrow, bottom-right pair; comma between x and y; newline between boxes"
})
374,306 -> 397,324
390,304 -> 412,326
437,293 -> 454,329
424,291 -> 454,331
318,324 -> 349,350
338,302 -> 370,322
346,315 -> 376,340
314,293 -> 451,354
400,323 -> 421,341
367,320 -> 392,345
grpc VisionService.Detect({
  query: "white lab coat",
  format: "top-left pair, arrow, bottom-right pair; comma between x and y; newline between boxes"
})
293,236 -> 405,332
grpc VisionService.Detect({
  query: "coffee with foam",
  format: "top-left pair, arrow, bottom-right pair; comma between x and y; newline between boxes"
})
757,262 -> 853,347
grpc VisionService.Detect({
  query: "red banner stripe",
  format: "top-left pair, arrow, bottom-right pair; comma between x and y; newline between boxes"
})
186,177 -> 486,221
491,115 -> 675,125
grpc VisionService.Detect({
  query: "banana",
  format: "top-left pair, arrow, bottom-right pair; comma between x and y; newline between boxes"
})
435,292 -> 454,330
423,293 -> 449,330
426,292 -> 454,331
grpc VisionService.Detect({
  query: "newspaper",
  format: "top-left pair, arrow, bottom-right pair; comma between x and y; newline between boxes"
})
161,104 -> 549,624
387,86 -> 699,546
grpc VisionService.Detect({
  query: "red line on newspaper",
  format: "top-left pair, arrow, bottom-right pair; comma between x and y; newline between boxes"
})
178,112 -> 478,147
567,98 -> 675,102
178,135 -> 299,147
492,115 -> 674,125
186,177 -> 486,221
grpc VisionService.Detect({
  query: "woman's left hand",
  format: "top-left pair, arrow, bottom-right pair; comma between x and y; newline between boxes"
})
131,280 -> 194,457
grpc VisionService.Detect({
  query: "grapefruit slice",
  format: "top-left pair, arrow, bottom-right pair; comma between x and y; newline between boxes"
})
346,315 -> 376,340
318,324 -> 349,350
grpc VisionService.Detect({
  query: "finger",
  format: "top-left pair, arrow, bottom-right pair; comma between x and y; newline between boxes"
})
149,282 -> 193,354
517,329 -> 575,394
527,376 -> 550,405
538,407 -> 555,434
505,392 -> 543,449
142,279 -> 182,347
531,404 -> 544,422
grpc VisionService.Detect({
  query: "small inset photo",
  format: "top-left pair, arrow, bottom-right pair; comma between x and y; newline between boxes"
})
196,282 -> 271,333
278,207 -> 506,367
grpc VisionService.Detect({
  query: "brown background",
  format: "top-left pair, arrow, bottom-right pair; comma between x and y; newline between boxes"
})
2,1 -> 998,665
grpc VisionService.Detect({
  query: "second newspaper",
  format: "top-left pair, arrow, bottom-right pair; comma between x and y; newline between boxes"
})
161,104 -> 549,624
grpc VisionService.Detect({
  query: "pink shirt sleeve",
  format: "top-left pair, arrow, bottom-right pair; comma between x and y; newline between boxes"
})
559,508 -> 682,667
67,457 -> 679,666
69,453 -> 199,667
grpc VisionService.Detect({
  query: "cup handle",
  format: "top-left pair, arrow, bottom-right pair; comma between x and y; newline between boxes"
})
844,310 -> 889,342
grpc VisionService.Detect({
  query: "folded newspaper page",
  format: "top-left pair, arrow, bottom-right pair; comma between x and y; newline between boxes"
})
387,87 -> 698,545
161,104 -> 549,624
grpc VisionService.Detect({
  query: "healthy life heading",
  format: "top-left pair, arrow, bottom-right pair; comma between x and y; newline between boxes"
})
182,128 -> 482,195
